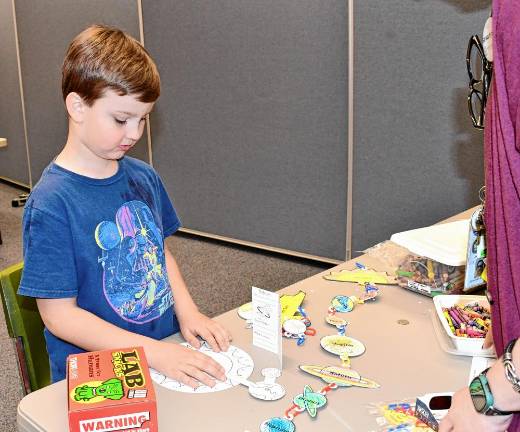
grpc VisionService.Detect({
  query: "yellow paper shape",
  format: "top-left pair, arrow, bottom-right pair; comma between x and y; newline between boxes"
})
238,291 -> 306,323
280,291 -> 306,322
323,269 -> 397,285
481,266 -> 487,282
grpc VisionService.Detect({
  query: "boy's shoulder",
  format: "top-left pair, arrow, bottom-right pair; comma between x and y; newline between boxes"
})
121,156 -> 166,189
27,163 -> 75,215
121,155 -> 157,175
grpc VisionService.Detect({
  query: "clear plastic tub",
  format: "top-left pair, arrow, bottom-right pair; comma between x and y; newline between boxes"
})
396,254 -> 465,296
391,220 -> 471,297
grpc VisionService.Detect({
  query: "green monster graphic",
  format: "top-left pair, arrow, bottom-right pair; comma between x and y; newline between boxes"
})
74,378 -> 124,402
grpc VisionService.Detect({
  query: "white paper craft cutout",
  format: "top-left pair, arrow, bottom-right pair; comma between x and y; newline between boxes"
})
237,302 -> 254,320
150,342 -> 254,393
239,368 -> 286,401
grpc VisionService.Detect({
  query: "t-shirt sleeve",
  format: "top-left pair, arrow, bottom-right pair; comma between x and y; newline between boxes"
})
18,205 -> 78,298
155,174 -> 181,238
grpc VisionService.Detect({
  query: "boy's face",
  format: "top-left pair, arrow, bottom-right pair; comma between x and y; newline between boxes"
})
75,90 -> 154,161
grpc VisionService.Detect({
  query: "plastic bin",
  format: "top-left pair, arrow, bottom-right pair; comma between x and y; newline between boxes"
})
433,294 -> 491,355
391,220 -> 470,297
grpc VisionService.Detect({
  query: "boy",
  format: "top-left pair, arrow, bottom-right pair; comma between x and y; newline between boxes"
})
18,24 -> 231,389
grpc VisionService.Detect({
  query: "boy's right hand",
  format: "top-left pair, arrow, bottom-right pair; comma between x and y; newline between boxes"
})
149,341 -> 226,389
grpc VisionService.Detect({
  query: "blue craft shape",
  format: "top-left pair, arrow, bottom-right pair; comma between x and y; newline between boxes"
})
331,295 -> 355,313
260,417 -> 295,432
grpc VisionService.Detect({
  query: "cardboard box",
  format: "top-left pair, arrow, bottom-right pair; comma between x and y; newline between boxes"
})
67,347 -> 157,432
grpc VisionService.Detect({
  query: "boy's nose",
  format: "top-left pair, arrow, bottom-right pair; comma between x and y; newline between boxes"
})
126,123 -> 143,141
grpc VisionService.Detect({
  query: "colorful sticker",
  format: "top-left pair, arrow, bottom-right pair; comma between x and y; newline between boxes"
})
260,417 -> 295,432
299,365 -> 380,389
320,335 -> 366,357
293,385 -> 327,418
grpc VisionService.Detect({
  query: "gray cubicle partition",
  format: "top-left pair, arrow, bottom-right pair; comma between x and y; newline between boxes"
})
351,0 -> 489,253
0,0 -> 29,186
1,1 -> 491,262
14,0 -> 148,185
143,0 -> 349,261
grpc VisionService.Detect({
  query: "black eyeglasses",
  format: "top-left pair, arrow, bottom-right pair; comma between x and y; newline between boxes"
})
466,35 -> 493,129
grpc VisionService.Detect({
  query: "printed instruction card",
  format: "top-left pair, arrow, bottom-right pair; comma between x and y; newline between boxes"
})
252,286 -> 282,368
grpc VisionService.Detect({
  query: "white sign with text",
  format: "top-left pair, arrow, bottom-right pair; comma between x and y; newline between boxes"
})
252,286 -> 282,368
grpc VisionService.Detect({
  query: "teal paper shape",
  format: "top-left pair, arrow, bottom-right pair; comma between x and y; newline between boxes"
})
293,385 -> 327,417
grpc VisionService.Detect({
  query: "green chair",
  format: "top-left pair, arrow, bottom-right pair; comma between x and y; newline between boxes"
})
0,262 -> 50,393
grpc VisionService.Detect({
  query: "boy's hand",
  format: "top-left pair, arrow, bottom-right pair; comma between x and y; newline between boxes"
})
150,341 -> 227,389
178,309 -> 232,353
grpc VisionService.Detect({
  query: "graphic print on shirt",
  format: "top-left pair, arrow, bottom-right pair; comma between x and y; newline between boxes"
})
95,200 -> 173,323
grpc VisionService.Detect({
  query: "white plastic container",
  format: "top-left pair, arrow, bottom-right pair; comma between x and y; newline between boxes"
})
433,294 -> 493,356
391,220 -> 470,296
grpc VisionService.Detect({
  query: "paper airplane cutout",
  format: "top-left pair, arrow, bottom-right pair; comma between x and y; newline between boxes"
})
323,269 -> 397,285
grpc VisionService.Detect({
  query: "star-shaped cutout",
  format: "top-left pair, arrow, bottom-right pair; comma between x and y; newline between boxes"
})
293,385 -> 327,417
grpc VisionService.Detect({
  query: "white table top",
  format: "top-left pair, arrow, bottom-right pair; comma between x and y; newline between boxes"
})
18,221 -> 476,431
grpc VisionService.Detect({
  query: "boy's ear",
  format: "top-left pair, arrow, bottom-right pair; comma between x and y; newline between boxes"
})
65,92 -> 87,122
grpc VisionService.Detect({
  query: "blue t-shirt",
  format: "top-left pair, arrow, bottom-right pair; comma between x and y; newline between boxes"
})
18,157 -> 181,382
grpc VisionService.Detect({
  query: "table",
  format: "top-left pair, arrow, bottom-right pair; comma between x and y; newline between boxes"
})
17,212 -> 477,431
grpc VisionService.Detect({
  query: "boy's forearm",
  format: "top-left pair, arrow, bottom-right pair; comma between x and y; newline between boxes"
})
164,246 -> 198,314
487,340 -> 520,412
37,299 -> 164,368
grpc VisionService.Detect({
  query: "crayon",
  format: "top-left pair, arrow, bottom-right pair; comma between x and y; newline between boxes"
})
448,309 -> 463,327
443,311 -> 456,333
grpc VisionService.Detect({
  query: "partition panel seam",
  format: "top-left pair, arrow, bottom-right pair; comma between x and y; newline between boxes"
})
11,0 -> 32,188
346,0 -> 354,260
137,0 -> 154,167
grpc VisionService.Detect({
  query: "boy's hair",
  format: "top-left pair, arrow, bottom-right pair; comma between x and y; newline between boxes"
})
62,24 -> 160,106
